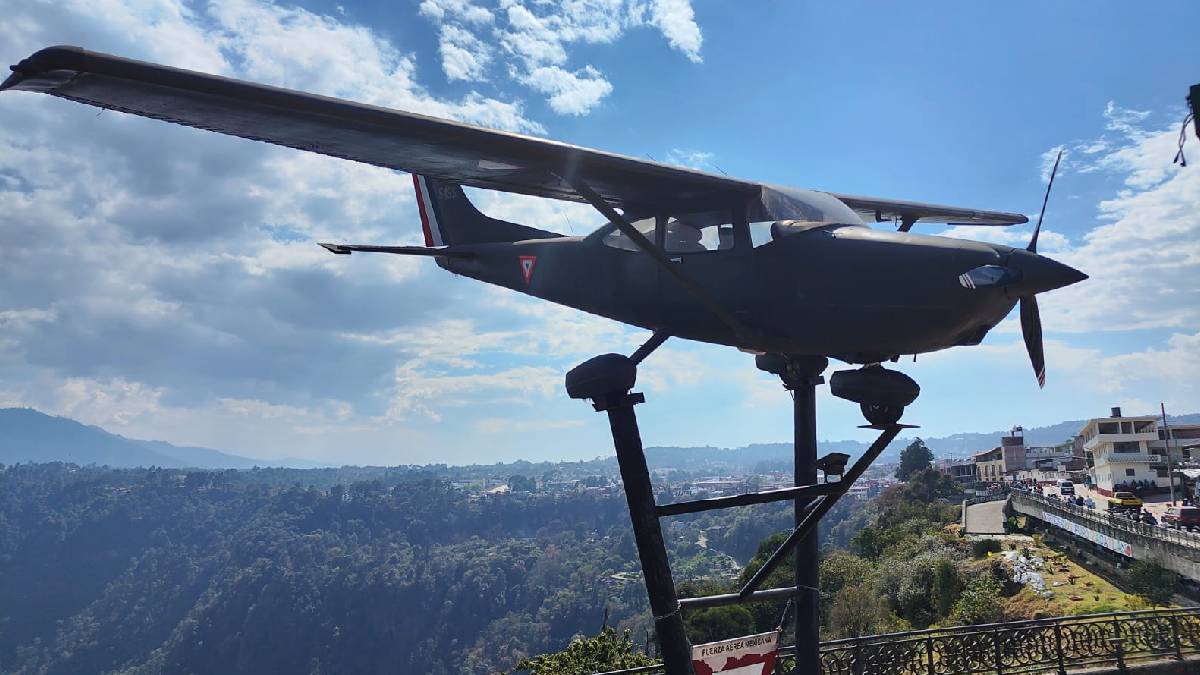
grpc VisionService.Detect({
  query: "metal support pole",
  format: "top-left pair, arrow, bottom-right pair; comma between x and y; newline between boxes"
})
599,391 -> 694,675
1161,403 -> 1177,505
782,356 -> 827,673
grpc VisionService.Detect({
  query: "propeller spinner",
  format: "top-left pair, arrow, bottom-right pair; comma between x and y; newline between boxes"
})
957,149 -> 1087,387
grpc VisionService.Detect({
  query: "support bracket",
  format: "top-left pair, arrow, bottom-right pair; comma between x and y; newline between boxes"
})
739,423 -> 902,597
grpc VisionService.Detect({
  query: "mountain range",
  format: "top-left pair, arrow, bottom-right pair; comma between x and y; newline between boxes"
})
0,408 -> 324,469
643,412 -> 1200,471
3,406 -> 1197,471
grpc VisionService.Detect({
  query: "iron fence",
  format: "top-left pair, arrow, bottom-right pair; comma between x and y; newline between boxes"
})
595,607 -> 1200,674
1012,490 -> 1200,550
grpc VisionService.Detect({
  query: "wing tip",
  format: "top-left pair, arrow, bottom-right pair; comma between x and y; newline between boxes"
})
318,242 -> 351,255
2,45 -> 88,92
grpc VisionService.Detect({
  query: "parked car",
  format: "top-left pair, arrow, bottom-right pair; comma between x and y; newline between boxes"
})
1059,480 -> 1075,496
1162,506 -> 1200,531
1108,492 -> 1143,511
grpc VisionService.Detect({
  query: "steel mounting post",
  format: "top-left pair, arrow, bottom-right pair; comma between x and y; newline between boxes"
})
566,354 -> 694,675
757,354 -> 828,674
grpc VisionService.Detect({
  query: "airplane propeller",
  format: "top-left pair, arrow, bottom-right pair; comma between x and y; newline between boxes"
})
1020,149 -> 1062,389
956,149 -> 1083,388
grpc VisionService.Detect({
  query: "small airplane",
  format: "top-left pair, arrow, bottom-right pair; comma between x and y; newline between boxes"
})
2,46 -> 1087,424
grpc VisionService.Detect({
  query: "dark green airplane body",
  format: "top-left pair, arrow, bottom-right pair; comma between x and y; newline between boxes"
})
1,46 -> 1086,378
414,179 -> 1080,365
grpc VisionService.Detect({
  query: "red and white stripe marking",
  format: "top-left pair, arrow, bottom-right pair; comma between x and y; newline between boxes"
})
412,174 -> 445,247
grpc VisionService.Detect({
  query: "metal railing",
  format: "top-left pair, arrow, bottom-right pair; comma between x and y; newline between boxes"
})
1012,490 -> 1200,550
595,608 -> 1200,674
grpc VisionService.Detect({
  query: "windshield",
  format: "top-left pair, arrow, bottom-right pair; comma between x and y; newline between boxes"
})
591,187 -> 863,250
752,185 -> 865,227
600,217 -> 655,251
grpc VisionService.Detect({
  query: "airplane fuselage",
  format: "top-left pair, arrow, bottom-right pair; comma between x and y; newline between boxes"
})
438,225 -> 1021,364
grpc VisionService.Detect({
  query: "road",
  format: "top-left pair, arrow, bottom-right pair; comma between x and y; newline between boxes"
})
964,499 -> 1007,535
1041,483 -> 1186,521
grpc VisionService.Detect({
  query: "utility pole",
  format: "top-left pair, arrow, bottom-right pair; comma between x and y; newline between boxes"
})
1162,402 -> 1177,505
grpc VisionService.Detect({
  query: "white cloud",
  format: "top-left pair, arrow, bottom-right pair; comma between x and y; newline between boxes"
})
937,224 -> 1069,252
419,0 -> 704,114
1040,144 -> 1066,182
206,0 -> 541,133
49,377 -> 165,429
1040,114 -> 1200,333
438,24 -> 492,81
664,148 -> 715,170
519,65 -> 613,115
385,363 -> 562,422
420,0 -> 496,25
646,0 -> 702,63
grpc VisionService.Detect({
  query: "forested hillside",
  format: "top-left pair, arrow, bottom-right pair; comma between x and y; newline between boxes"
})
0,463 -> 804,674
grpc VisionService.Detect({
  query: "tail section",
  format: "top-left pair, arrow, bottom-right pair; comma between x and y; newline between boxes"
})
412,175 -> 559,246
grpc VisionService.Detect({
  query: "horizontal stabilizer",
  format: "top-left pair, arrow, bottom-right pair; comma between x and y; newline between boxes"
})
317,243 -> 474,257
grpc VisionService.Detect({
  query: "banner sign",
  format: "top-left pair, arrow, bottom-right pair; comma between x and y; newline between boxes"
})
1041,509 -> 1134,557
691,630 -> 780,675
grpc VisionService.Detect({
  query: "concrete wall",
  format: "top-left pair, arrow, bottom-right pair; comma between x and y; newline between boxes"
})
1010,492 -> 1200,581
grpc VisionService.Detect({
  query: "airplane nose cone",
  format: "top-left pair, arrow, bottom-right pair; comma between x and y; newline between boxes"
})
1006,249 -> 1088,296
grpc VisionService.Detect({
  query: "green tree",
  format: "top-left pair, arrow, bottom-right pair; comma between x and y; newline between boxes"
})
949,573 -> 1003,625
895,438 -> 934,481
828,584 -> 903,639
1128,559 -> 1177,607
512,628 -> 654,675
930,559 -> 962,618
685,606 -> 756,645
508,474 -> 536,493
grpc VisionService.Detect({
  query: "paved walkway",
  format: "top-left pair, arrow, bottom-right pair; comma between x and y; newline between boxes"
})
964,499 -> 1007,534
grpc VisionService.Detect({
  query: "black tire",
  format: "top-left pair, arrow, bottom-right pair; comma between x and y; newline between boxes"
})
860,403 -> 903,426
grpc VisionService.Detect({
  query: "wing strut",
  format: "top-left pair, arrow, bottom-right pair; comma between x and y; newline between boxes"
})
565,177 -> 756,343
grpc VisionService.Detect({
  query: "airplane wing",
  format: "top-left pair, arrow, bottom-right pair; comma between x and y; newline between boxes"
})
831,193 -> 1028,226
1,46 -> 1027,224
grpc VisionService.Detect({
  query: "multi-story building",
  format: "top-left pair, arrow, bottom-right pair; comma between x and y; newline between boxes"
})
972,427 -> 1027,482
935,458 -> 977,485
1001,428 -> 1028,471
974,447 -> 1006,482
1081,406 -> 1200,495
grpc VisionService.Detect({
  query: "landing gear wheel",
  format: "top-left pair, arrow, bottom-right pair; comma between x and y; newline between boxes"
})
861,403 -> 903,426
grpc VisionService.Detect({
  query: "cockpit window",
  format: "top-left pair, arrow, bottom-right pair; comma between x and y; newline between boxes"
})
664,214 -> 734,253
600,217 -> 656,251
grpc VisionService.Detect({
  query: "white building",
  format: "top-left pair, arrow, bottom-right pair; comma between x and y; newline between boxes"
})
1081,406 -> 1200,495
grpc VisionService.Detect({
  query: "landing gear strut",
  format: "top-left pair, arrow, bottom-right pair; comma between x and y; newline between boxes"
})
829,364 -> 920,427
860,403 -> 903,427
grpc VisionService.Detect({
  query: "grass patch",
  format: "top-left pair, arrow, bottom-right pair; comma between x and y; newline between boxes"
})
994,541 -> 1152,619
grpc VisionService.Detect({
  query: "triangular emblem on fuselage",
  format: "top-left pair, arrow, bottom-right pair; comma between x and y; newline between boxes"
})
519,255 -> 536,285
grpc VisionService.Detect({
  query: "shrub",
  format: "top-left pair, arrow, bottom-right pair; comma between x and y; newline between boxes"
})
1128,559 -> 1178,607
513,628 -> 654,675
950,573 -> 1004,626
971,539 -> 1003,558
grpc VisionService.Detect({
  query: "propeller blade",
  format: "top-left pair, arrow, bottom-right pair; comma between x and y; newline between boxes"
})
1020,295 -> 1046,388
1029,149 -> 1062,253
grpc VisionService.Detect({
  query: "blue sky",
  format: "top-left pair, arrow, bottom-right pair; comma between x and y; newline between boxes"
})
0,0 -> 1197,465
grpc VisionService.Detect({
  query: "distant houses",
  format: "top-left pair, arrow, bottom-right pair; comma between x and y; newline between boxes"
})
955,407 -> 1200,498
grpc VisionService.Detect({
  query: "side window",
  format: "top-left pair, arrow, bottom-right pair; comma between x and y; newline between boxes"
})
601,217 -> 656,252
664,213 -> 735,254
749,221 -> 775,247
